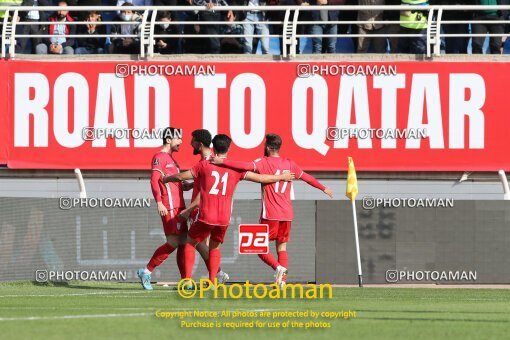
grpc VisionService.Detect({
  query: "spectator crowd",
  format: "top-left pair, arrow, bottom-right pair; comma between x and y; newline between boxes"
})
0,0 -> 509,55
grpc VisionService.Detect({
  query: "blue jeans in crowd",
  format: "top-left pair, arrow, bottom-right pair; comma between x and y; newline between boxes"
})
310,24 -> 337,54
242,12 -> 269,54
75,47 -> 105,54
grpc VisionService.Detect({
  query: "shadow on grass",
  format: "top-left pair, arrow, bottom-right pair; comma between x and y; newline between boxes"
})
363,316 -> 510,323
30,281 -> 140,290
358,309 -> 510,315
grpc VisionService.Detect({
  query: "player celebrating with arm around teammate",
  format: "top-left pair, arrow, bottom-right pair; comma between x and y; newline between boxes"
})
163,134 -> 295,283
177,129 -> 229,283
212,133 -> 333,287
137,127 -> 192,290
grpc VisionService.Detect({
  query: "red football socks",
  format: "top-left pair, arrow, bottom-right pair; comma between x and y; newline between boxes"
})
258,253 -> 279,270
183,244 -> 196,279
176,245 -> 186,278
147,243 -> 175,272
208,249 -> 221,281
278,250 -> 288,269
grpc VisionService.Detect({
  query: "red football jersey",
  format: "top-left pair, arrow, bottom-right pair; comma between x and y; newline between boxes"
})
253,156 -> 304,221
191,153 -> 213,202
151,152 -> 185,210
190,159 -> 247,226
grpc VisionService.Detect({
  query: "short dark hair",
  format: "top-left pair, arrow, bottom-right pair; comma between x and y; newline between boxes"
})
191,129 -> 212,147
158,11 -> 172,20
162,127 -> 182,144
121,2 -> 133,6
265,133 -> 282,151
212,134 -> 232,154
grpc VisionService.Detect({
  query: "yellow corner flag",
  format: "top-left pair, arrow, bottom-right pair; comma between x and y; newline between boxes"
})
345,157 -> 358,201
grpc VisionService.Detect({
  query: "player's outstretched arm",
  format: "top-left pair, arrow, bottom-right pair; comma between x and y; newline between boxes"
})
163,170 -> 193,183
179,193 -> 200,221
300,172 -> 333,198
245,171 -> 295,184
211,156 -> 255,172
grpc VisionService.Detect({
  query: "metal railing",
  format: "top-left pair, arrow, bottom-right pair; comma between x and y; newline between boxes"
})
1,5 -> 510,58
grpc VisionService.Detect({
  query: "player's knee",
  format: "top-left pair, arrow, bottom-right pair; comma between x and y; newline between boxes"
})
186,235 -> 198,246
209,240 -> 221,249
276,241 -> 287,251
166,235 -> 180,248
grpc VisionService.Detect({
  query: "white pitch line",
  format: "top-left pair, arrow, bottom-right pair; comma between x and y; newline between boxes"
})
0,313 -> 149,321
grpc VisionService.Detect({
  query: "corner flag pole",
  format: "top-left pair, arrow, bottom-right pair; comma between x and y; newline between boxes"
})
346,157 -> 363,287
351,199 -> 363,287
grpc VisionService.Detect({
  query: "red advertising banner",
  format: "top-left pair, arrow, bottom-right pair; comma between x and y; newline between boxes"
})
1,59 -> 509,170
0,60 -> 8,165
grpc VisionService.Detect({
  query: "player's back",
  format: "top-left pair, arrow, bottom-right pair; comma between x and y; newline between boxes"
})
191,159 -> 246,226
255,156 -> 303,221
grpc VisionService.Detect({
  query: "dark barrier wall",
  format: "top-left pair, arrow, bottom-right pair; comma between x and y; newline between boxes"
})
3,198 -> 510,284
0,198 -> 315,282
316,201 -> 510,284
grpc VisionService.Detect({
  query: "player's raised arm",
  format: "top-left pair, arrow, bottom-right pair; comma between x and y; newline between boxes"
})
163,170 -> 193,183
245,171 -> 295,184
211,156 -> 256,172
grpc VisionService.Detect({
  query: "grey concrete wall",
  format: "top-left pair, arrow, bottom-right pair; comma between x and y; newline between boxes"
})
0,177 -> 507,200
316,201 -> 510,284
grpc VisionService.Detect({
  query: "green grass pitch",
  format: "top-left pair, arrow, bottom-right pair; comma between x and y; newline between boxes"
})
1,281 -> 510,340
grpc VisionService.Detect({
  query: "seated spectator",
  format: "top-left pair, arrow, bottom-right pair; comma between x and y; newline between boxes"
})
472,0 -> 507,54
75,11 -> 106,54
153,11 -> 178,54
35,0 -> 76,55
308,0 -> 344,54
110,3 -> 142,54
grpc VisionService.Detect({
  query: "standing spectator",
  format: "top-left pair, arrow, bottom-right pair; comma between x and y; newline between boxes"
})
181,0 -> 204,53
75,11 -> 106,54
193,0 -> 235,54
239,0 -> 269,54
398,0 -> 428,54
18,0 -> 52,54
35,0 -> 76,55
308,0 -> 344,54
472,0 -> 507,54
337,0 -> 358,52
110,2 -> 142,53
357,0 -> 386,53
382,0 -> 399,53
442,0 -> 470,54
154,11 -> 178,54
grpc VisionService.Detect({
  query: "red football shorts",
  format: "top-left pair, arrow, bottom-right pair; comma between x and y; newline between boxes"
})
260,218 -> 292,243
161,208 -> 187,236
188,220 -> 228,244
